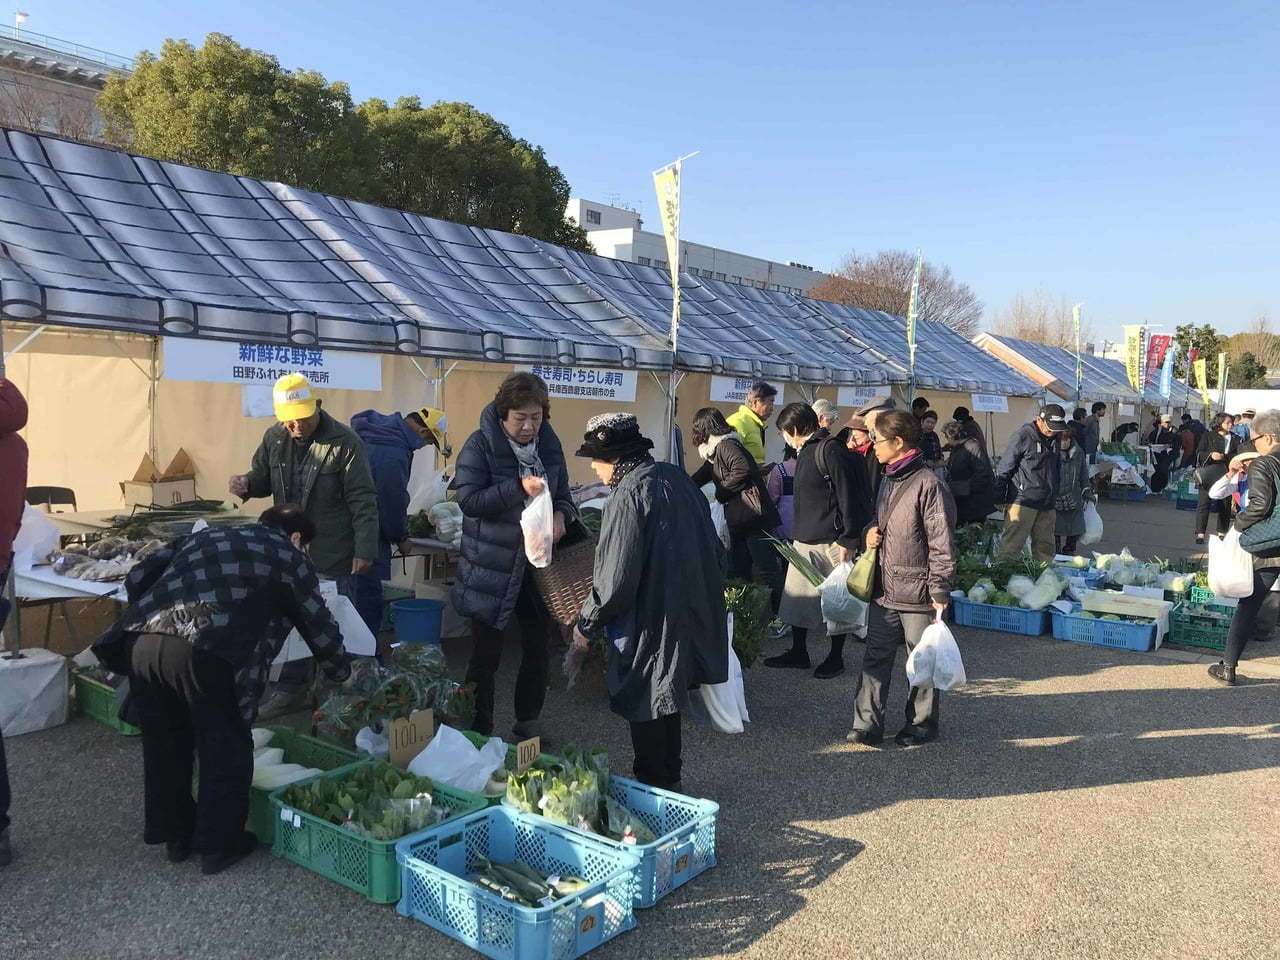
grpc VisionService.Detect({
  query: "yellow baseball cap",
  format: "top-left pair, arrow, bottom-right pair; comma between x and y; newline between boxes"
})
273,373 -> 318,422
412,406 -> 449,450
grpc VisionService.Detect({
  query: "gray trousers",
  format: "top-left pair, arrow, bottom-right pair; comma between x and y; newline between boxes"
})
852,605 -> 940,739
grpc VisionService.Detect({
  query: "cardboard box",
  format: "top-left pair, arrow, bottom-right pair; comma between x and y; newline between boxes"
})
121,449 -> 198,507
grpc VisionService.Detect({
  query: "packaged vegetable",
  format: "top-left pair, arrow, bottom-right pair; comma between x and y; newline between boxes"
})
251,728 -> 275,750
1006,575 -> 1036,600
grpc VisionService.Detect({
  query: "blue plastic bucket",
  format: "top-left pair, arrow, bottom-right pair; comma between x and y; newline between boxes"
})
392,598 -> 444,646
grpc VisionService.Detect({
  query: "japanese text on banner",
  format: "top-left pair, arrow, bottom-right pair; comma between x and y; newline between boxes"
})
520,365 -> 637,403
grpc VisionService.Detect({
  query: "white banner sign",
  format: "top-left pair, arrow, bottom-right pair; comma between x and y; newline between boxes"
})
709,375 -> 757,404
970,393 -> 1009,413
520,364 -> 636,403
836,386 -> 889,408
1119,403 -> 1135,416
164,337 -> 382,391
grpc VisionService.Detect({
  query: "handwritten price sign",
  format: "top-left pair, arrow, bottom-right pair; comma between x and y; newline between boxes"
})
516,737 -> 541,772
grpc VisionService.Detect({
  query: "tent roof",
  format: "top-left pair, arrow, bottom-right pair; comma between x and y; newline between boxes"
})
0,128 -> 1034,393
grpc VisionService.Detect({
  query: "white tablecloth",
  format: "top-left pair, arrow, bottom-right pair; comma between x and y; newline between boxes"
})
0,647 -> 69,735
15,565 -> 126,601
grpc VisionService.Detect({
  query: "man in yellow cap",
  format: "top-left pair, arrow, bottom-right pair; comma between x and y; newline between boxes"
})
229,373 -> 378,719
349,405 -> 449,634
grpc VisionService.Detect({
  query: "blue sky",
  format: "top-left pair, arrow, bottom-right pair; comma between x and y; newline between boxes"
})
26,0 -> 1279,340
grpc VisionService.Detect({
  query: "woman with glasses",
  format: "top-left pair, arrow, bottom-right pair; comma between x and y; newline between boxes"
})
1195,413 -> 1243,545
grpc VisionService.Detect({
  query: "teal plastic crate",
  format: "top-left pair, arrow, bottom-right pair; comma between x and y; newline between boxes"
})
952,597 -> 1048,636
73,672 -> 140,736
247,726 -> 359,845
1168,601 -> 1232,651
1050,603 -> 1156,652
396,806 -> 641,960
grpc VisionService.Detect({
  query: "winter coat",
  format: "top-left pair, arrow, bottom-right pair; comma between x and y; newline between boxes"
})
0,379 -> 28,569
790,434 -> 872,551
766,460 -> 797,540
578,460 -> 729,722
1195,429 -> 1244,489
243,409 -> 379,577
1054,444 -> 1091,537
1235,452 -> 1280,569
1081,415 -> 1102,458
690,433 -> 780,534
955,416 -> 989,459
869,453 -> 957,612
451,404 -> 574,630
725,404 -> 767,463
350,410 -> 427,579
994,423 -> 1060,511
945,438 -> 996,525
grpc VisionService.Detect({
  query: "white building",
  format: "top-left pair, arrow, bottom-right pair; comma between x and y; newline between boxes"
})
565,197 -> 826,296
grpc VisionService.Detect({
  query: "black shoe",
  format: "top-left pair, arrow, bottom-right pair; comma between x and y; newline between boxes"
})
1207,662 -> 1237,686
166,840 -> 192,864
894,729 -> 939,747
845,729 -> 883,746
764,650 -> 811,669
200,832 -> 258,876
813,656 -> 845,679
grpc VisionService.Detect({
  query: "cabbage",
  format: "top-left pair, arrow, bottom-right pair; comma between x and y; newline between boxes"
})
1093,553 -> 1118,571
988,590 -> 1018,607
967,578 -> 996,603
1021,569 -> 1067,610
1006,575 -> 1036,600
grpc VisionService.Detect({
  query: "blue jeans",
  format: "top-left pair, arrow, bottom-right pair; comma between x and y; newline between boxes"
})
275,574 -> 355,692
353,569 -> 384,639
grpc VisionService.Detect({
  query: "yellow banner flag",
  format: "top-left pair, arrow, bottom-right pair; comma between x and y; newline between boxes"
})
1194,357 -> 1211,406
652,164 -> 681,345
1123,325 -> 1144,393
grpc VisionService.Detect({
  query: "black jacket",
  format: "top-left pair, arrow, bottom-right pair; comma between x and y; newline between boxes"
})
690,433 -> 780,533
994,423 -> 1060,510
1236,452 -> 1280,567
1195,429 -> 1243,488
791,434 -> 873,550
955,416 -> 989,460
451,405 -> 575,630
945,438 -> 997,525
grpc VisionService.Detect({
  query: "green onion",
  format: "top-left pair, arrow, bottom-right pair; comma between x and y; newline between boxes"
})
767,534 -> 826,587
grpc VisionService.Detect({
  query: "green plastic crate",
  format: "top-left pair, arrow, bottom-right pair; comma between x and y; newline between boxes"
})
1099,443 -> 1141,465
73,671 -> 140,736
1189,585 -> 1217,605
461,730 -> 563,805
1169,601 -> 1233,651
248,726 -> 360,845
270,760 -> 488,903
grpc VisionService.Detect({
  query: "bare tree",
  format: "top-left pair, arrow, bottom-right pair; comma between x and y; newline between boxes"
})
0,78 -> 106,145
807,249 -> 984,336
991,290 -> 1085,348
1226,313 -> 1280,375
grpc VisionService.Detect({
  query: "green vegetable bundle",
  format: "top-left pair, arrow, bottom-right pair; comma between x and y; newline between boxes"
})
471,856 -> 589,908
724,580 -> 770,668
505,746 -> 656,845
280,760 -> 439,840
767,535 -> 825,587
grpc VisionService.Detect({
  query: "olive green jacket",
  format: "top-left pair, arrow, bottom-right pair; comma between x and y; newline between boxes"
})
244,410 -> 379,577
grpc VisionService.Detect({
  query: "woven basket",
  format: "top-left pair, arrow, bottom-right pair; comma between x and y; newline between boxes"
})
529,522 -> 597,626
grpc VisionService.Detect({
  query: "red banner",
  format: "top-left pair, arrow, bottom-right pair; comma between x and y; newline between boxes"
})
1145,334 -> 1172,385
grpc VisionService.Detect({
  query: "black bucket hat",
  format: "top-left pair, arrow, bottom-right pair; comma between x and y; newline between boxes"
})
575,413 -> 655,460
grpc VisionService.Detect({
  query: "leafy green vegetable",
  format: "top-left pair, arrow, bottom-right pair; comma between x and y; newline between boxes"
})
280,760 -> 437,840
988,590 -> 1018,607
724,580 -> 770,668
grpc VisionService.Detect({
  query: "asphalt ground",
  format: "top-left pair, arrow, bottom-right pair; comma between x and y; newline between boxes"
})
3,496 -> 1278,960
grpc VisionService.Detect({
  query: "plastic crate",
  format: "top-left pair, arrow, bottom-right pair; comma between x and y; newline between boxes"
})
1176,497 -> 1198,511
1168,601 -> 1233,651
73,672 -> 140,736
1107,486 -> 1148,502
1188,585 -> 1230,606
396,806 -> 641,960
952,597 -> 1049,636
503,775 -> 717,909
247,726 -> 360,845
1100,444 -> 1142,465
1050,604 -> 1157,652
271,761 -> 488,903
461,730 -> 563,805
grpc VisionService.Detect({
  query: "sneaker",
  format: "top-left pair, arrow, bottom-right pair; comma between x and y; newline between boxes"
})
894,729 -> 939,747
0,828 -> 12,867
1207,662 -> 1237,686
813,656 -> 845,679
201,832 -> 258,876
166,839 -> 192,864
845,729 -> 882,746
769,622 -> 791,642
764,650 -> 811,669
256,687 -> 312,721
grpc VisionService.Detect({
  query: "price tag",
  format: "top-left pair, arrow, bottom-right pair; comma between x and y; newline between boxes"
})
292,814 -> 301,829
516,736 -> 541,772
280,807 -> 292,823
389,709 -> 435,768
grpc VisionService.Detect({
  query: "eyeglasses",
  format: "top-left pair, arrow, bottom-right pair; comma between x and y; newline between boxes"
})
872,437 -> 895,446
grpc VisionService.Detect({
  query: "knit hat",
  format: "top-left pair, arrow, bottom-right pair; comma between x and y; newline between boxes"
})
575,413 -> 654,460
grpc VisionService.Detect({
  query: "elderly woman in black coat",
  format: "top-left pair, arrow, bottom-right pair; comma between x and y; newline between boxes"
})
572,414 -> 729,791
452,373 -> 574,739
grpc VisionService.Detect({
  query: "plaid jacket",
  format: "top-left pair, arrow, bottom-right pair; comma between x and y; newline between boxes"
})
95,525 -> 351,721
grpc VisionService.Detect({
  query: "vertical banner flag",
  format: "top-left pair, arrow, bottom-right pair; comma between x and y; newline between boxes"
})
1144,334 -> 1172,387
1072,304 -> 1083,402
653,163 -> 682,349
1123,325 -> 1145,393
1218,352 -> 1228,406
1159,344 -> 1177,399
1187,345 -> 1198,409
1194,357 -> 1211,407
905,250 -> 923,398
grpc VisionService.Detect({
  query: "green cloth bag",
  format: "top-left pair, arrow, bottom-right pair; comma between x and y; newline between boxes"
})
847,546 -> 877,602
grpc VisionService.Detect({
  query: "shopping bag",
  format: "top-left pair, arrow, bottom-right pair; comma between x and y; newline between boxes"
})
695,614 -> 747,734
1207,527 -> 1255,598
409,723 -> 507,792
846,546 -> 877,602
1080,502 -> 1104,547
519,487 -> 554,568
906,618 -> 967,691
820,561 -> 868,638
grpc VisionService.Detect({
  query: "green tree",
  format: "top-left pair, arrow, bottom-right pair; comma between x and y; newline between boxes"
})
1230,351 -> 1268,388
1173,323 -> 1226,386
99,34 -> 368,197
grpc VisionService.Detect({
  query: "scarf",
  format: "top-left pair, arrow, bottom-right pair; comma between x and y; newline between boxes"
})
697,430 -> 741,461
884,448 -> 923,477
609,452 -> 653,490
507,436 -> 545,478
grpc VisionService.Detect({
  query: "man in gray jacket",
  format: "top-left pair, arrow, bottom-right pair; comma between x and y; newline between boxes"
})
994,404 -> 1067,562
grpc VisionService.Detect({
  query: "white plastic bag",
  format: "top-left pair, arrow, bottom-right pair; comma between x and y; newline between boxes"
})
409,723 -> 507,793
1080,501 -> 1104,546
696,614 -> 747,734
355,724 -> 390,757
12,503 -> 61,569
819,562 -> 868,637
519,488 -> 554,568
701,483 -> 730,549
906,619 -> 967,690
1208,527 -> 1254,598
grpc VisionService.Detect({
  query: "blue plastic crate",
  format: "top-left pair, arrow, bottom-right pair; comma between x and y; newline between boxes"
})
1050,603 -> 1156,652
1176,497 -> 1198,511
952,597 -> 1048,636
1108,486 -> 1148,502
396,806 -> 641,960
503,775 -> 718,908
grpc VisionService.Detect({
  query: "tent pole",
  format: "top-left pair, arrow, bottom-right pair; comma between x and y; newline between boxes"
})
0,319 -> 23,659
